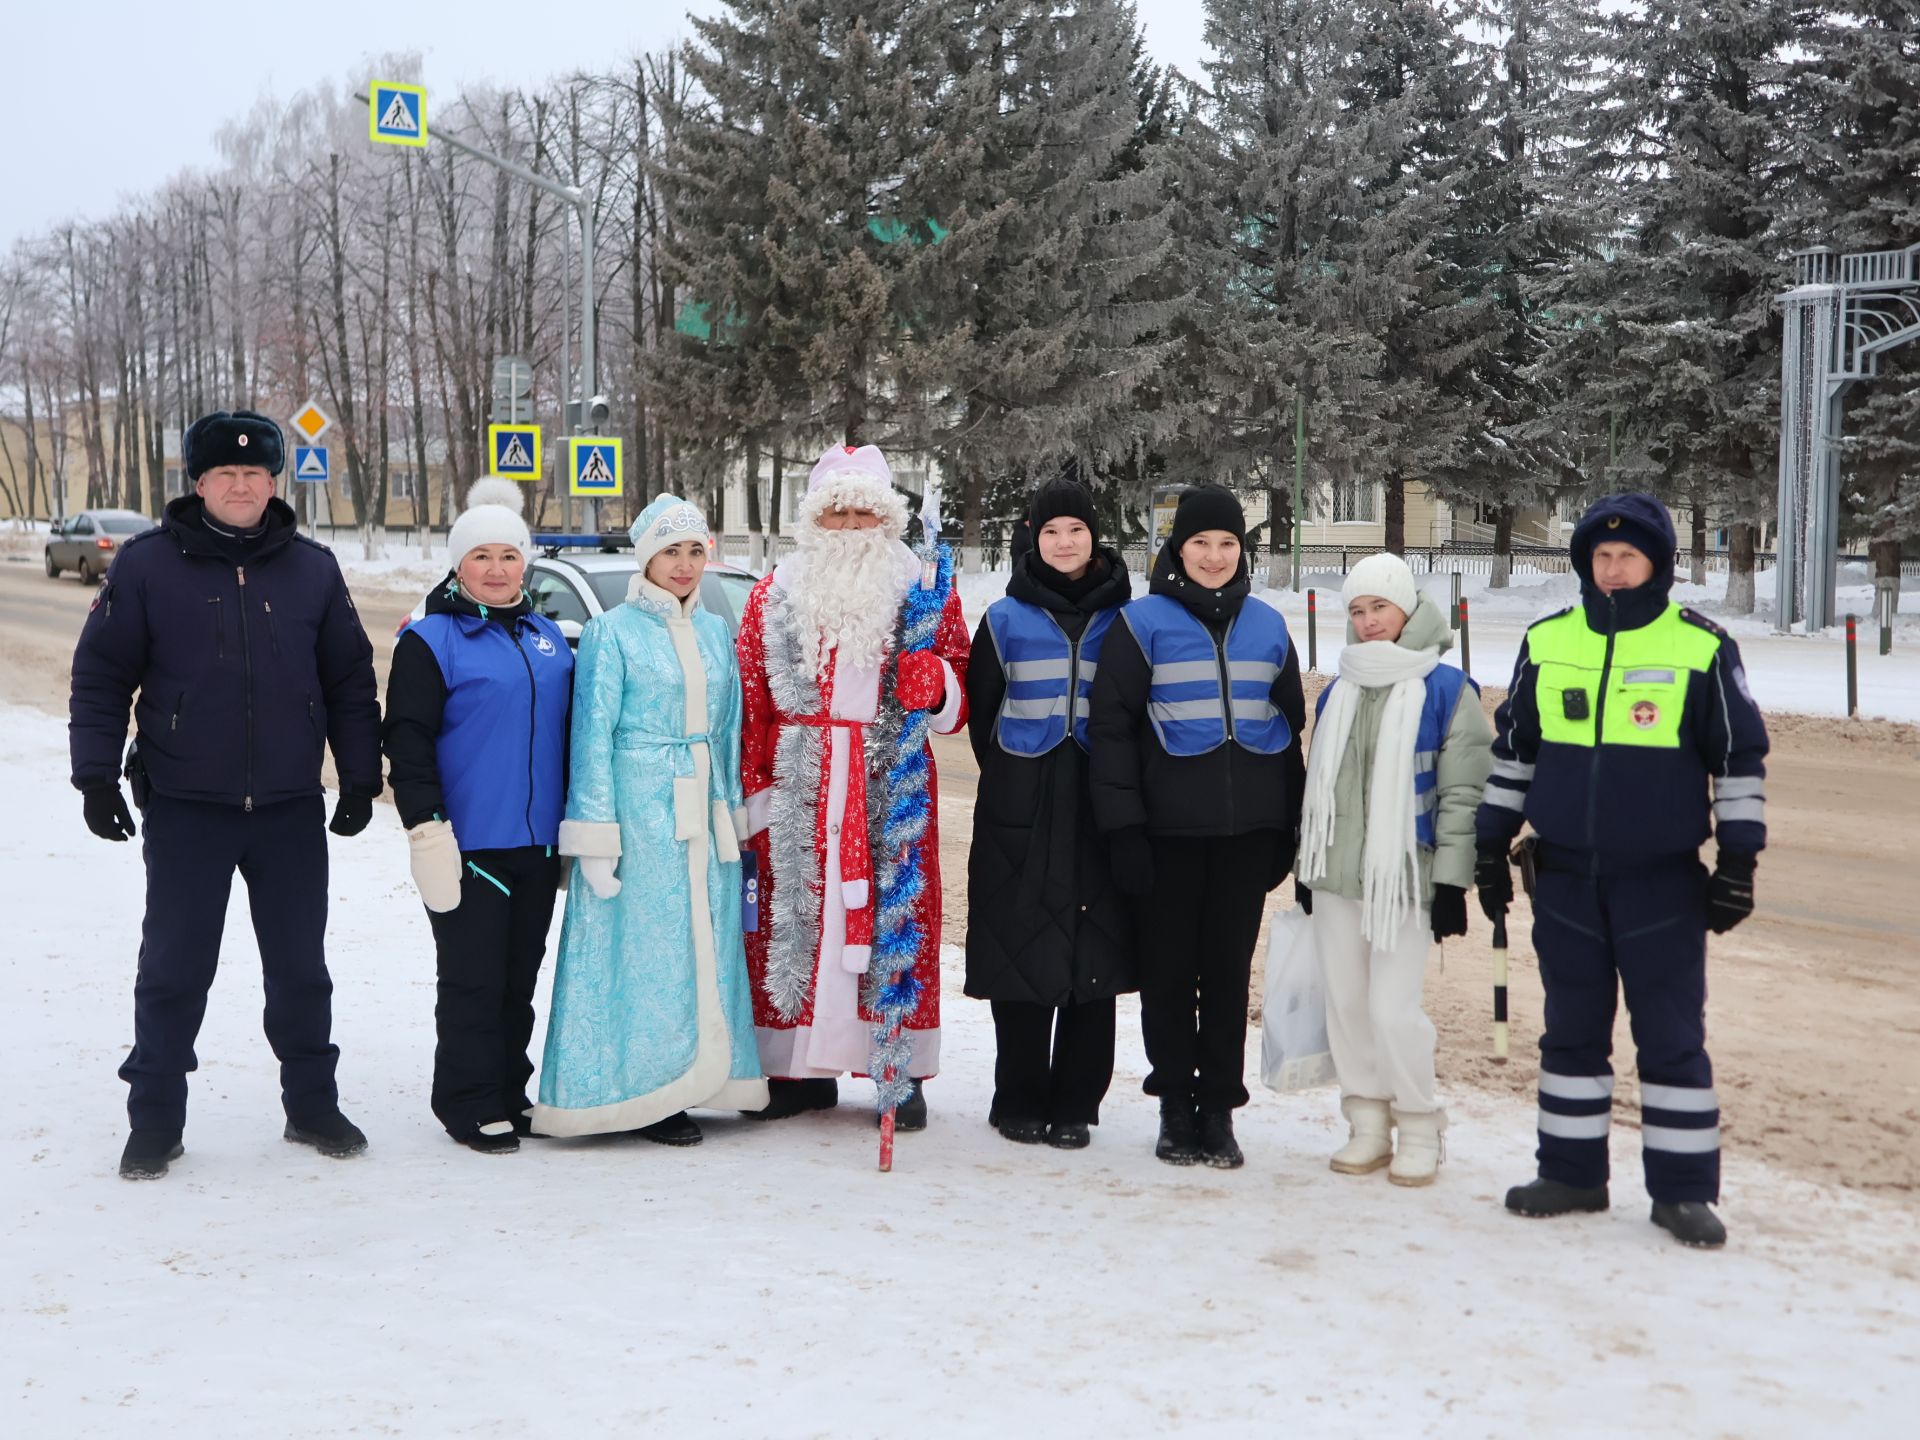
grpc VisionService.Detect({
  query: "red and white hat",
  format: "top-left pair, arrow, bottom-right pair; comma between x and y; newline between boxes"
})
801,444 -> 909,537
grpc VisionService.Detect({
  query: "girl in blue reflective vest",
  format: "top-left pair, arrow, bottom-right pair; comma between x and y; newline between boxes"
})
1295,553 -> 1492,1187
383,480 -> 574,1154
965,478 -> 1136,1150
1089,486 -> 1306,1169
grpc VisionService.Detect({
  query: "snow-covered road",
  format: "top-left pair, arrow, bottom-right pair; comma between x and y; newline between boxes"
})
5,702 -> 1915,1438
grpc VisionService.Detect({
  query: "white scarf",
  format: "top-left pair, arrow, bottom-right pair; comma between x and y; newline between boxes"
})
1298,638 -> 1440,944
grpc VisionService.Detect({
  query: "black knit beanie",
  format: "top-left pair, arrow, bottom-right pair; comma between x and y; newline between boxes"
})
1027,477 -> 1099,546
1168,486 -> 1246,551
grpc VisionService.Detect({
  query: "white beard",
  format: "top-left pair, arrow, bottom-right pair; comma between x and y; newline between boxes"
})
787,525 -> 911,680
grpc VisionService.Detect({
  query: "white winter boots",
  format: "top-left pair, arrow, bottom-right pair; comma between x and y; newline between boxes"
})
1330,1097 -> 1394,1174
1388,1107 -> 1446,1187
1329,1097 -> 1447,1185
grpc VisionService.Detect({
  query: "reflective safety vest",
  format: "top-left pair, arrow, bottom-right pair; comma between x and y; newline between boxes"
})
1528,601 -> 1722,753
1121,595 -> 1293,756
985,599 -> 1116,755
1316,664 -> 1471,846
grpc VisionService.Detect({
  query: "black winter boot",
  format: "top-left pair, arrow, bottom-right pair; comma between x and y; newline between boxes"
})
1505,1176 -> 1609,1217
456,1121 -> 520,1155
750,1078 -> 840,1120
1046,1121 -> 1091,1150
1651,1201 -> 1727,1249
881,1081 -> 928,1133
1198,1108 -> 1245,1169
996,1116 -> 1049,1145
635,1111 -> 703,1147
119,1128 -> 184,1180
1155,1099 -> 1201,1166
284,1109 -> 368,1158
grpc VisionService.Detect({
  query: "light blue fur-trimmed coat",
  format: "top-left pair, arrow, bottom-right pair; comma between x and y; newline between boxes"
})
531,577 -> 767,1134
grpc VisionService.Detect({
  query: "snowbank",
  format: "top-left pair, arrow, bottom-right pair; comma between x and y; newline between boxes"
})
3,704 -> 1914,1437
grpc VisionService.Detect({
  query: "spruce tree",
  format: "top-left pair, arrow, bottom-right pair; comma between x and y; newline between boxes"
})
1544,0 -> 1799,610
1795,0 -> 1920,595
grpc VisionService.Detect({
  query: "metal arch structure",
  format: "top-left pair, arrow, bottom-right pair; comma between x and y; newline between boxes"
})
1776,243 -> 1920,632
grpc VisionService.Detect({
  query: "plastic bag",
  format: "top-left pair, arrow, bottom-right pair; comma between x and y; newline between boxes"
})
1260,908 -> 1337,1093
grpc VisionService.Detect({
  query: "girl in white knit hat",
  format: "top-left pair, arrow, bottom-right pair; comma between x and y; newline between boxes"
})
1294,552 -> 1493,1185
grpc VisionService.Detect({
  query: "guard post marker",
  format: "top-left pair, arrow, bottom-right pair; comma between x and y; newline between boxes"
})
1492,912 -> 1510,1062
1459,596 -> 1472,680
1846,614 -> 1858,717
1307,589 -> 1318,673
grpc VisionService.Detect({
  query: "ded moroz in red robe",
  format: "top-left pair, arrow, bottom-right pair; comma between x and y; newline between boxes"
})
736,546 -> 970,1080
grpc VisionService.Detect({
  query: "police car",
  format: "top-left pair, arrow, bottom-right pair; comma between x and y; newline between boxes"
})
399,534 -> 760,646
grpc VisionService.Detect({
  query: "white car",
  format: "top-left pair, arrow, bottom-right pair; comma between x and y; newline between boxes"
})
400,540 -> 760,646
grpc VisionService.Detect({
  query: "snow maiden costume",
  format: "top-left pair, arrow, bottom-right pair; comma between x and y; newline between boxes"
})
532,496 -> 767,1139
735,444 -> 970,1126
1297,552 -> 1492,1186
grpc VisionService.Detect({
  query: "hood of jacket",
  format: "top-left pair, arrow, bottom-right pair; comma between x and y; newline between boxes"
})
1346,590 -> 1454,654
1147,539 -> 1250,626
1569,492 -> 1675,631
1006,545 -> 1132,616
161,494 -> 299,563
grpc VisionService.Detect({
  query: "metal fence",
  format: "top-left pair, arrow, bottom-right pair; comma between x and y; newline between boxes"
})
307,520 -> 1917,584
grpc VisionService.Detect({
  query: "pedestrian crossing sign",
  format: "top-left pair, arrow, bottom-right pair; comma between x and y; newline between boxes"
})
293,446 -> 330,484
487,424 -> 542,481
369,82 -> 427,148
568,437 -> 622,497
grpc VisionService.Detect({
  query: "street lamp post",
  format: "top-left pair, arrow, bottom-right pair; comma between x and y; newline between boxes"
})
358,89 -> 595,533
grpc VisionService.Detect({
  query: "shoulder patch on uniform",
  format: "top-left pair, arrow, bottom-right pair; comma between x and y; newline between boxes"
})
292,533 -> 336,555
1678,607 -> 1726,637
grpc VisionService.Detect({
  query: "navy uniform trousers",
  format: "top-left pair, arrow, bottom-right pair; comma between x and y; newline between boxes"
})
119,793 -> 339,1132
1531,849 -> 1720,1204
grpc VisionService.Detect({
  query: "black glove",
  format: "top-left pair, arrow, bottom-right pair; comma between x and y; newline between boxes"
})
83,785 -> 137,842
1431,883 -> 1468,941
1706,851 -> 1756,934
1295,879 -> 1313,916
1109,827 -> 1155,896
329,793 -> 374,838
1475,840 -> 1513,921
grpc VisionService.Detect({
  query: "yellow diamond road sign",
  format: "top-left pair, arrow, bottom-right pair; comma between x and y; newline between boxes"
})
291,401 -> 332,444
487,424 -> 542,481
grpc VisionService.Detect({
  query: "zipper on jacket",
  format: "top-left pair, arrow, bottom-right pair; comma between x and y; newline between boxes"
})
264,599 -> 280,656
511,622 -> 539,845
237,566 -> 254,811
209,597 -> 224,659
1586,594 -> 1617,872
1214,615 -> 1238,833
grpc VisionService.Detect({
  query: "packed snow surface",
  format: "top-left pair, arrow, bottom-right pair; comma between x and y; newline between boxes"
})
5,705 -> 1916,1437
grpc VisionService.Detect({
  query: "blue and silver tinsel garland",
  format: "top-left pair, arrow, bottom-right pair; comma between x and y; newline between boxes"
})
866,542 -> 953,1113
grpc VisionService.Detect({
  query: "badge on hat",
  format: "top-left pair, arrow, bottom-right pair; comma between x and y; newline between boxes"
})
1631,700 -> 1660,729
1607,515 -> 1620,528
237,433 -> 249,448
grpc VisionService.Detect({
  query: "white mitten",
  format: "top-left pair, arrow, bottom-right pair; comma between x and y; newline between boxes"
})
407,820 -> 463,913
579,855 -> 622,900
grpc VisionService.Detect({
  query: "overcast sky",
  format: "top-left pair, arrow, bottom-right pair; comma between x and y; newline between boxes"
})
2,1 -> 1212,252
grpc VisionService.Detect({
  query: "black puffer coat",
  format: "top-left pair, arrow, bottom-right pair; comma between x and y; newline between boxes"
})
964,548 -> 1136,1007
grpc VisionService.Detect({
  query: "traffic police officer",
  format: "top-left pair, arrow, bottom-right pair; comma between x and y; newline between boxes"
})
1474,492 -> 1768,1248
70,409 -> 383,1180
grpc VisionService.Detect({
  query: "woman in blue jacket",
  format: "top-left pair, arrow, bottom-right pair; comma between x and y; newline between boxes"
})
383,480 -> 574,1154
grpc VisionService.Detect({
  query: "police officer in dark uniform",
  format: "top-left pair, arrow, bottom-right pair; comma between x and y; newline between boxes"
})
69,410 -> 383,1180
1474,493 -> 1767,1248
